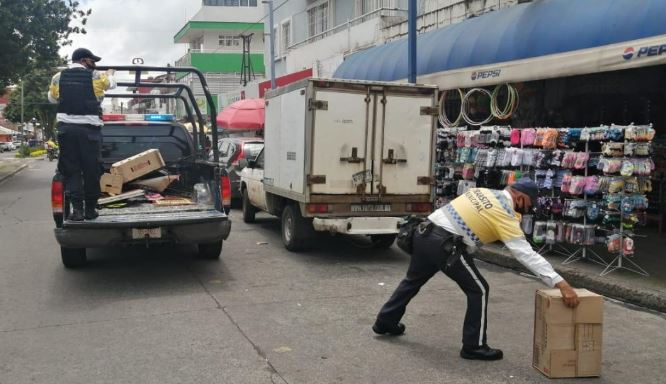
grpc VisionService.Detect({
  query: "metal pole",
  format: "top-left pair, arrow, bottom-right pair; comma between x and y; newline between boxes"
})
408,0 -> 417,84
264,0 -> 277,89
20,79 -> 25,126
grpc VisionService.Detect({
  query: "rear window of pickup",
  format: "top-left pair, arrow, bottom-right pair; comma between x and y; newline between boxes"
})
101,124 -> 193,164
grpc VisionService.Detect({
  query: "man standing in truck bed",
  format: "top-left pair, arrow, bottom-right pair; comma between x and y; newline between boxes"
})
48,48 -> 116,221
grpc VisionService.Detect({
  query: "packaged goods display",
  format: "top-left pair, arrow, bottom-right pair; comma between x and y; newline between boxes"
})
434,124 -> 654,276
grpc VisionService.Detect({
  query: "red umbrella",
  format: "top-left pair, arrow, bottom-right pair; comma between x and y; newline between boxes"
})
216,98 -> 265,131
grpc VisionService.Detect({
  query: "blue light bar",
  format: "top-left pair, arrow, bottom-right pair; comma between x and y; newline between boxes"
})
144,114 -> 175,122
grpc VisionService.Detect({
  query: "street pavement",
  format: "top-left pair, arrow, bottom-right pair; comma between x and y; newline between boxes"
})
1,159 -> 665,384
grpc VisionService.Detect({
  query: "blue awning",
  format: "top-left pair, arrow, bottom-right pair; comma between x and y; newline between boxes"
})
333,0 -> 666,87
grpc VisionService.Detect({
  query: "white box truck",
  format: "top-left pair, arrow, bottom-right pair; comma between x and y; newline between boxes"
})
240,78 -> 438,251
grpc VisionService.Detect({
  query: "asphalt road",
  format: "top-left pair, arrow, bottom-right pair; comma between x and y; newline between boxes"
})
1,159 -> 665,384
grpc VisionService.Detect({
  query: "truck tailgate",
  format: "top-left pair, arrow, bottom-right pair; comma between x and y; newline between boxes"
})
62,204 -> 227,229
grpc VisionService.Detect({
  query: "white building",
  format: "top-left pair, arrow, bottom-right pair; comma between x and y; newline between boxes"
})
265,0 -> 525,78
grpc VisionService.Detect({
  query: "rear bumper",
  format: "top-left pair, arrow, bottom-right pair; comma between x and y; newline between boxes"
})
55,220 -> 231,248
312,217 -> 403,235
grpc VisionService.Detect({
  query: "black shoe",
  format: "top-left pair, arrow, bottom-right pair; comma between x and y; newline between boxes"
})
69,209 -> 84,221
460,345 -> 503,361
372,321 -> 406,336
84,207 -> 99,220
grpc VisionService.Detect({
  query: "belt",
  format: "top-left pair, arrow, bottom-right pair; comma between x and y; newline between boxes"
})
420,221 -> 466,270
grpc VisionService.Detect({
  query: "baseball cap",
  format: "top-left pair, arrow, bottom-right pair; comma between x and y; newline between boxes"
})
511,177 -> 539,205
72,48 -> 101,62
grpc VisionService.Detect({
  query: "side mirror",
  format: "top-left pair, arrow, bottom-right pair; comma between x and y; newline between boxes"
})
238,159 -> 249,169
247,159 -> 257,169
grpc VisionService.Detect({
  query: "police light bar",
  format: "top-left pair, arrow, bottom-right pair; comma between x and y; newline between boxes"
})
144,114 -> 175,121
102,114 -> 125,121
101,114 -> 175,122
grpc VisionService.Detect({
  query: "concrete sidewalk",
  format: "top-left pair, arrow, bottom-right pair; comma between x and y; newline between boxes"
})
478,235 -> 666,313
0,157 -> 30,184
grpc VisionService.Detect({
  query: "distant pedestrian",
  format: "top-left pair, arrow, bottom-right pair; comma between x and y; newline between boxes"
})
373,178 -> 579,361
48,48 -> 116,221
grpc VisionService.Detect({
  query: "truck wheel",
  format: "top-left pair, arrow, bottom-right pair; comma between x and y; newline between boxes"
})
61,247 -> 87,268
242,189 -> 256,223
281,205 -> 311,252
198,240 -> 223,259
370,234 -> 397,249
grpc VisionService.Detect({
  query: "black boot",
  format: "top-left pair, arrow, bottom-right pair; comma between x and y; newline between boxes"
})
372,320 -> 406,336
460,344 -> 504,361
84,201 -> 99,220
70,201 -> 84,221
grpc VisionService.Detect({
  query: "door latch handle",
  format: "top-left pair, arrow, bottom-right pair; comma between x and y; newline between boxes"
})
340,147 -> 365,163
382,149 -> 407,164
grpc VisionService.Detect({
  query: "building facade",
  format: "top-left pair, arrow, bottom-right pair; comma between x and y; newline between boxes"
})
264,0 -> 524,78
174,0 -> 266,114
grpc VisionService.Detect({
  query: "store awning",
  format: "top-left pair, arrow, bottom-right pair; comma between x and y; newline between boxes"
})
333,0 -> 666,89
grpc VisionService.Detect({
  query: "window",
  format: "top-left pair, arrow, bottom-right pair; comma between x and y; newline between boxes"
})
281,20 -> 291,52
203,0 -> 257,6
307,2 -> 329,37
254,150 -> 264,169
273,26 -> 279,58
219,35 -> 241,47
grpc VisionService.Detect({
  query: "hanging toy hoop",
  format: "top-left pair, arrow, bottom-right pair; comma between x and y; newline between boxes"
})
438,88 -> 464,127
461,87 -> 493,126
491,83 -> 519,120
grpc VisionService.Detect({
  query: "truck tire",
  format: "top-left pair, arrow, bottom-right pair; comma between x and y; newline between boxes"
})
370,234 -> 397,249
61,247 -> 87,268
198,240 -> 223,259
242,189 -> 256,223
281,204 -> 311,252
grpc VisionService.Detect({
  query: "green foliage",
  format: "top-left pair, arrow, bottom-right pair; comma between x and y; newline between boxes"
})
0,0 -> 91,89
3,67 -> 58,139
17,144 -> 31,158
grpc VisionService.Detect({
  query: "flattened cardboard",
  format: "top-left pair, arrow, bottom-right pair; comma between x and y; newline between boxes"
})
100,173 -> 123,195
533,288 -> 603,378
110,149 -> 165,183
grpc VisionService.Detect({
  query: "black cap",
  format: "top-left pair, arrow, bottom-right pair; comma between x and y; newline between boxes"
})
72,48 -> 101,62
511,177 -> 539,205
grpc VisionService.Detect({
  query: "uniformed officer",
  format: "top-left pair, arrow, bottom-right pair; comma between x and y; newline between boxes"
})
373,178 -> 579,361
48,48 -> 116,221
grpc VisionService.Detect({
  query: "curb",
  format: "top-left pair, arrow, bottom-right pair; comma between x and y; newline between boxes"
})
477,247 -> 666,313
0,163 -> 28,184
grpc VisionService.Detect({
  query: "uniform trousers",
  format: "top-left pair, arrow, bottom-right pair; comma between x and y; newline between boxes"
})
57,122 -> 103,208
377,226 -> 490,348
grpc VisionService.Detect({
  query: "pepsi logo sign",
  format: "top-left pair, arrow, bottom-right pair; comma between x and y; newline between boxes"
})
623,47 -> 635,60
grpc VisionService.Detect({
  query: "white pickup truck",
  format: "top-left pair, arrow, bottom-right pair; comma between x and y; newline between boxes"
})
240,78 -> 438,251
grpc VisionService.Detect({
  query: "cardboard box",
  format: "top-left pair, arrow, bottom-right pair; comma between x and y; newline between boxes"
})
533,289 -> 603,378
110,149 -> 165,183
100,173 -> 124,195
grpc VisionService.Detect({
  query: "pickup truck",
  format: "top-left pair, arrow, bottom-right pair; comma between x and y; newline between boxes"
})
240,78 -> 438,251
51,66 -> 232,268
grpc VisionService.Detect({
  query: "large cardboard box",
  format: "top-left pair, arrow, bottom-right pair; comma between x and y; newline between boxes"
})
100,173 -> 123,195
110,149 -> 165,183
533,289 -> 603,378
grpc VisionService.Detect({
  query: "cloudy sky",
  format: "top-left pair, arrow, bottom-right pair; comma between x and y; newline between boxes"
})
62,0 -> 205,66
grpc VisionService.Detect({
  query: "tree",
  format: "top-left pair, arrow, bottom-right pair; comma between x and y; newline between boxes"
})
0,0 -> 91,89
3,68 -> 58,139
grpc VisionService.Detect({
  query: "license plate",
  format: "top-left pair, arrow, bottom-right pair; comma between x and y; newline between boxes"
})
352,170 -> 373,187
131,228 -> 162,239
351,204 -> 392,212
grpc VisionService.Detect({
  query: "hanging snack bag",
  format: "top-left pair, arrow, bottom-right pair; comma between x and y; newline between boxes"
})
510,128 -> 521,146
521,128 -> 537,146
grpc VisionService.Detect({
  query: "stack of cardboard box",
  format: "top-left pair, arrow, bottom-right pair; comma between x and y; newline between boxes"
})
533,288 -> 603,378
100,149 -> 166,196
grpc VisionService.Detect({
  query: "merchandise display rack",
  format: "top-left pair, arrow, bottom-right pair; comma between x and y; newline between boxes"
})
435,124 -> 655,278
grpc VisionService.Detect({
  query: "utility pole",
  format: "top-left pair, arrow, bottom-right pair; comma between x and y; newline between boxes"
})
263,0 -> 277,89
20,79 -> 25,131
408,0 -> 417,84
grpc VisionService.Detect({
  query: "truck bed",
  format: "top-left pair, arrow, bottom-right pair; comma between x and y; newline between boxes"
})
63,203 -> 226,228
